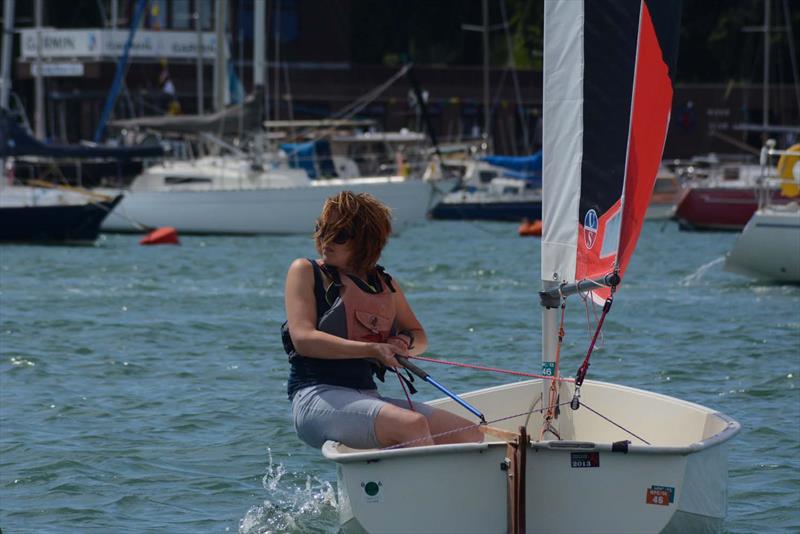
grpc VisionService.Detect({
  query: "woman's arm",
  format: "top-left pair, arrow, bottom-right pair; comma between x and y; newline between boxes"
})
389,278 -> 428,356
284,258 -> 405,365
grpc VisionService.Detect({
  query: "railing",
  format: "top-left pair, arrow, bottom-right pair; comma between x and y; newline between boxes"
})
758,140 -> 800,209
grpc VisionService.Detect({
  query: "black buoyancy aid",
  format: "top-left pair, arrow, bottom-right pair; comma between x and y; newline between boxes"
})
285,259 -> 413,399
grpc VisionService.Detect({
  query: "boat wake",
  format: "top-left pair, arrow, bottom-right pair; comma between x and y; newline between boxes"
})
239,448 -> 337,534
680,256 -> 725,286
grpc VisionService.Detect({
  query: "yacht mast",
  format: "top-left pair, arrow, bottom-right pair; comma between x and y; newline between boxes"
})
213,0 -> 227,112
1,0 -> 14,110
763,0 -> 771,141
253,0 -> 266,162
195,7 -> 204,115
34,0 -> 44,139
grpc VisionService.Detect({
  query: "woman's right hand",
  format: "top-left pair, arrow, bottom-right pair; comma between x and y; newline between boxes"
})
370,342 -> 407,368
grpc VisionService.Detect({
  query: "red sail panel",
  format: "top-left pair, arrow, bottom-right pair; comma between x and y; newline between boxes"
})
617,2 -> 674,283
576,1 -> 675,302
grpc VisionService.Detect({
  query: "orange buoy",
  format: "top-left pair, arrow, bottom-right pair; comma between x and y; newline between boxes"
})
518,219 -> 542,237
140,226 -> 180,245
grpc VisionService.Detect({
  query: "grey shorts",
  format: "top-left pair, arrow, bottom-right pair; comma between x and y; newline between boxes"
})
291,384 -> 435,449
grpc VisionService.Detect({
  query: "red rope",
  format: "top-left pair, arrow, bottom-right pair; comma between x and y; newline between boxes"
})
575,295 -> 613,387
407,354 -> 575,383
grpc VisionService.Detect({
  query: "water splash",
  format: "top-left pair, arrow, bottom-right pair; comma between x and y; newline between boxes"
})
680,256 -> 725,286
239,448 -> 338,534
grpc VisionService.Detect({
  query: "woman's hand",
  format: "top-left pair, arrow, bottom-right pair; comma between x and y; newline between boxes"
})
370,342 -> 407,368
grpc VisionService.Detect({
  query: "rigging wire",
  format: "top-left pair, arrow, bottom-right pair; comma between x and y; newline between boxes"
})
580,401 -> 651,445
407,354 -> 575,383
381,400 -> 574,450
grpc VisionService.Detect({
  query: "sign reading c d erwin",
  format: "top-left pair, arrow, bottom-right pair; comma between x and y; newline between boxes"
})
20,29 -> 219,60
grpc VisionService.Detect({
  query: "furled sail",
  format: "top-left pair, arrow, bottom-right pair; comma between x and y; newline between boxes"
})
542,0 -> 681,301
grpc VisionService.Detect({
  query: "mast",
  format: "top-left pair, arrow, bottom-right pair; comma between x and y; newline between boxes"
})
195,7 -> 204,115
1,0 -> 14,183
213,0 -> 227,112
540,0 -> 681,438
763,0 -> 771,142
110,0 -> 118,28
253,0 -> 266,163
34,0 -> 44,139
482,0 -> 490,146
1,0 -> 14,110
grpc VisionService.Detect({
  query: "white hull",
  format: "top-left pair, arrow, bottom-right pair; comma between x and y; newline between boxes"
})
724,204 -> 800,282
324,379 -> 739,534
100,177 -> 439,234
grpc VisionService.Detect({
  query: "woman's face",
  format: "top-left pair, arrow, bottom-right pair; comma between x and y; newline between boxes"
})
320,239 -> 353,269
318,224 -> 355,270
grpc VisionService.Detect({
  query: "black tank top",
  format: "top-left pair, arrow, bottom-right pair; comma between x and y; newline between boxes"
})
284,260 -> 381,400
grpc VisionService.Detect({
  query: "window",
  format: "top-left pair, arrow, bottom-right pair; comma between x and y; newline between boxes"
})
165,177 -> 213,185
479,171 -> 497,183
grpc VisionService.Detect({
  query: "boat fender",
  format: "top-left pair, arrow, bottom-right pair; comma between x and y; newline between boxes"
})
611,440 -> 630,453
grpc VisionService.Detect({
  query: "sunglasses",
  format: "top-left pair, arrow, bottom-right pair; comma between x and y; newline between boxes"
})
315,224 -> 353,245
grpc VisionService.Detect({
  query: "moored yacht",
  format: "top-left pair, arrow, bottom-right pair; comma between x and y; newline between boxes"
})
725,143 -> 800,282
99,154 -> 450,235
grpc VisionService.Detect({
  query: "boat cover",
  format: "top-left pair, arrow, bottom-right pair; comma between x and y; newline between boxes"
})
280,140 -> 337,179
0,111 -> 163,160
481,152 -> 542,175
108,95 -> 261,136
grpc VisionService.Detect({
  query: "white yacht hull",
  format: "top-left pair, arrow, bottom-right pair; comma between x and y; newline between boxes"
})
100,177 -> 439,234
324,379 -> 739,534
724,205 -> 800,282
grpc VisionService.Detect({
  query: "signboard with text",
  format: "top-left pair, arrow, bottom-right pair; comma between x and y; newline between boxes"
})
20,29 -> 219,60
30,63 -> 85,77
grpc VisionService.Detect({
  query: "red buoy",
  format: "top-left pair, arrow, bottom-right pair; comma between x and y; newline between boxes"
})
518,219 -> 542,237
140,227 -> 180,245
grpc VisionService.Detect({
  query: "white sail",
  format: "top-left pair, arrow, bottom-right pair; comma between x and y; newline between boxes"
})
541,0 -> 584,285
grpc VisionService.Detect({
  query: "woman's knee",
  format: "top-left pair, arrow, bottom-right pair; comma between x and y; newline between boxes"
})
374,405 -> 432,446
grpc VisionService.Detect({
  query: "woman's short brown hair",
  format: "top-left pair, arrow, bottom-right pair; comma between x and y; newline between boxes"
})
314,191 -> 392,274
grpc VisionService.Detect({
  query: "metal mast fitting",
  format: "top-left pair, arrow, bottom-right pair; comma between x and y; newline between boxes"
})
538,273 -> 620,308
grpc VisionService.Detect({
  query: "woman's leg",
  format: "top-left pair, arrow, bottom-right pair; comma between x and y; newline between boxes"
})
376,396 -> 484,447
424,407 -> 484,445
373,403 -> 435,447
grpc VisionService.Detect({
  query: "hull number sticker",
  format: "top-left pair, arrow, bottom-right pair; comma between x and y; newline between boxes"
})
646,485 -> 675,506
570,452 -> 599,468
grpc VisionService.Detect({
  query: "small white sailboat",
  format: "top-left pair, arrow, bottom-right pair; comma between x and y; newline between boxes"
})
323,2 -> 740,533
725,142 -> 800,282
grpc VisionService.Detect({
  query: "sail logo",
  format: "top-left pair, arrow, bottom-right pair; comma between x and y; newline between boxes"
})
583,209 -> 599,249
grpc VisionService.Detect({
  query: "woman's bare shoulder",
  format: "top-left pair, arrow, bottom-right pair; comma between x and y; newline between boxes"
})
287,258 -> 316,278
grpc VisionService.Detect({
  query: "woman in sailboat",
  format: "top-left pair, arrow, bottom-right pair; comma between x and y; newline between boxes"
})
283,191 -> 482,449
